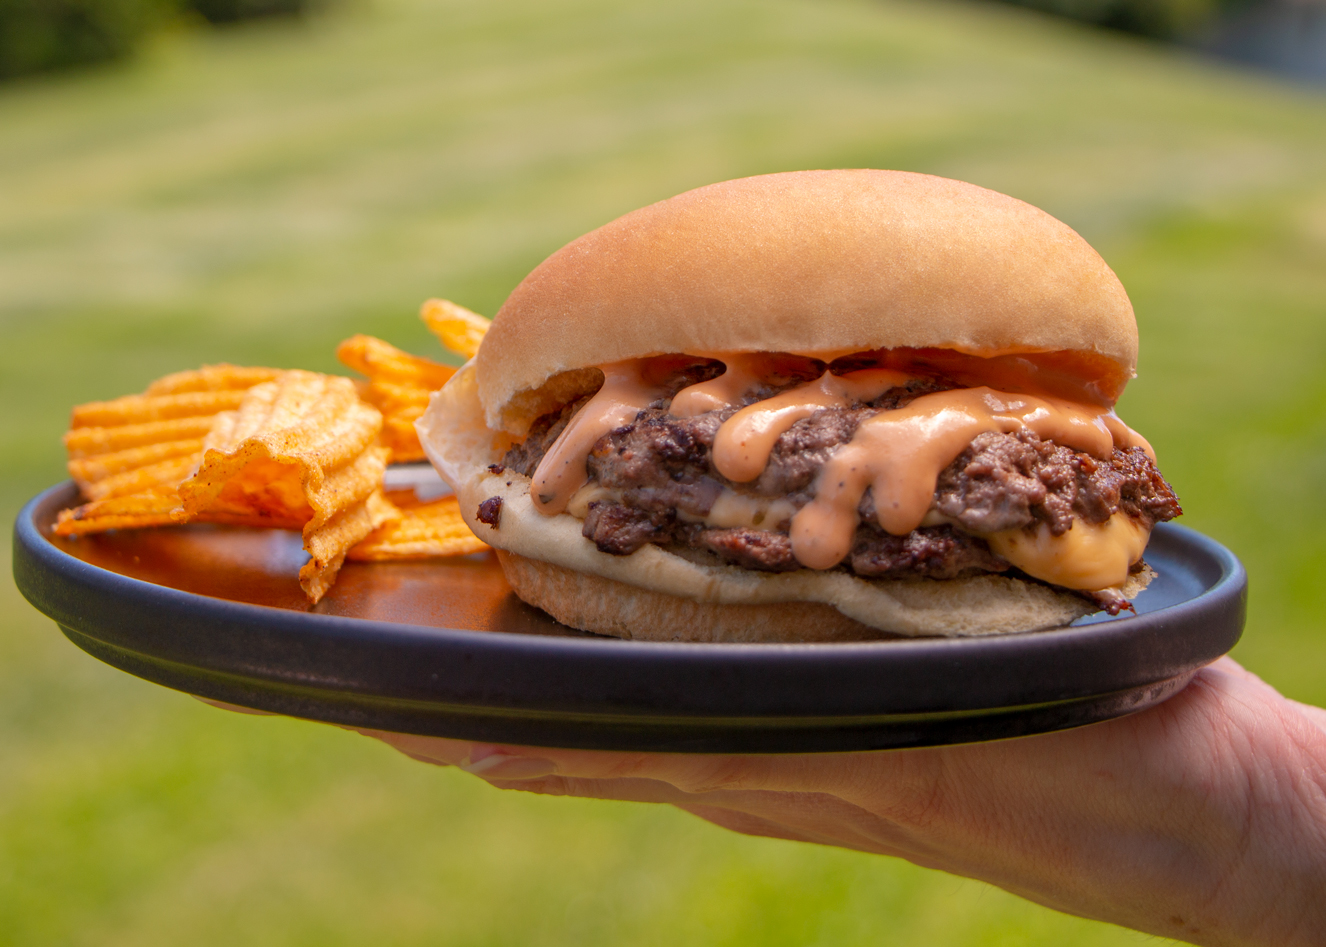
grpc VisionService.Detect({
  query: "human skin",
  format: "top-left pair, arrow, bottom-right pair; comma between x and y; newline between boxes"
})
357,659 -> 1326,947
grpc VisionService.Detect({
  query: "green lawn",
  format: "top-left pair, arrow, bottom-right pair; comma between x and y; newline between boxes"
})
3,0 -> 1325,943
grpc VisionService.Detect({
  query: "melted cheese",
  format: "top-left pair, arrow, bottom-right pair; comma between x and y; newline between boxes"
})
700,490 -> 800,530
566,483 -> 614,519
567,482 -> 797,531
986,514 -> 1149,590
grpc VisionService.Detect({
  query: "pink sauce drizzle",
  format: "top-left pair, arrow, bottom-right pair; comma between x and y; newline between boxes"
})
668,353 -> 770,418
529,360 -> 667,515
789,386 -> 1150,570
711,368 -> 914,482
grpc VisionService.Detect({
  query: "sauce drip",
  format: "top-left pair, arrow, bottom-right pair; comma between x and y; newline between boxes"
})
789,387 -> 1149,570
712,368 -> 914,482
669,353 -> 770,418
1103,412 -> 1155,462
530,359 -> 667,515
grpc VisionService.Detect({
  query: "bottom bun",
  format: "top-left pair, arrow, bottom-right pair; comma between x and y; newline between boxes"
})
495,550 -> 1152,643
497,550 -> 888,642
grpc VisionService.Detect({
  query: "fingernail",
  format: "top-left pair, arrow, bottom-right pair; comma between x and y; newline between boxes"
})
459,753 -> 556,780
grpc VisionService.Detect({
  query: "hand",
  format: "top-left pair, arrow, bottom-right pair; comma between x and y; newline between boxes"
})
360,659 -> 1326,947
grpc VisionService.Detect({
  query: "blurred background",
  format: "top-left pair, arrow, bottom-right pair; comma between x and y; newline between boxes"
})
3,0 -> 1324,943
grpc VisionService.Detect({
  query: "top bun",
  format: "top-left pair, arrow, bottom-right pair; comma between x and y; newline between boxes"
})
476,170 -> 1137,434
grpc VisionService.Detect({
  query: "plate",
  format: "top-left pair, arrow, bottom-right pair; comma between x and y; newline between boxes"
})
13,482 -> 1246,753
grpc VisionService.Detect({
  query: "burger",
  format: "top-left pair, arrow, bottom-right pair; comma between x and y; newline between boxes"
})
417,170 -> 1181,642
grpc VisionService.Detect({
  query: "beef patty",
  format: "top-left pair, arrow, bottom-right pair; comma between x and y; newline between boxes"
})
501,380 -> 1182,586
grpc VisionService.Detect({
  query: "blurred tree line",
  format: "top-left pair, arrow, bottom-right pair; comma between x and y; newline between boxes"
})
0,0 -> 307,80
995,0 -> 1251,39
0,0 -> 1279,86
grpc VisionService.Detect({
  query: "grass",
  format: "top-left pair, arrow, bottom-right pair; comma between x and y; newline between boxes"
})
2,0 -> 1324,942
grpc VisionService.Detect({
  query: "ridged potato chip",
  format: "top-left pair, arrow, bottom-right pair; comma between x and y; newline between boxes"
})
71,389 -> 249,428
79,455 -> 201,503
178,370 -> 399,602
337,335 -> 455,463
55,490 -> 184,536
65,416 -> 216,459
377,409 -> 430,463
348,493 -> 489,561
58,365 -> 282,532
145,364 -> 286,396
306,491 -> 402,601
420,298 -> 490,359
337,334 -> 456,388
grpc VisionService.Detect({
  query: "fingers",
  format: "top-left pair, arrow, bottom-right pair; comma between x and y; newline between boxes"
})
445,741 -> 944,807
358,726 -> 948,858
1288,699 -> 1326,735
355,730 -> 956,841
479,773 -> 937,861
1202,659 -> 1326,734
668,788 -> 944,859
349,662 -> 1326,947
357,729 -> 841,792
676,802 -> 825,845
481,774 -> 697,806
1204,656 -> 1273,691
356,658 -> 1291,851
359,729 -> 472,767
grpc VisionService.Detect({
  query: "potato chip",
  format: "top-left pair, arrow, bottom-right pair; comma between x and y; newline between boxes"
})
348,493 -> 489,561
54,491 -> 183,537
305,491 -> 402,601
54,351 -> 503,600
420,298 -> 490,359
362,376 -> 432,407
71,389 -> 249,428
178,370 -> 399,602
68,440 -> 204,495
378,414 -> 429,464
78,454 -> 202,502
65,416 -> 217,459
145,364 -> 283,396
60,364 -> 282,530
337,335 -> 454,464
336,335 -> 455,389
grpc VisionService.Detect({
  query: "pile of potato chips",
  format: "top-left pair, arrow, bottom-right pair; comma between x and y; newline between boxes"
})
56,300 -> 493,604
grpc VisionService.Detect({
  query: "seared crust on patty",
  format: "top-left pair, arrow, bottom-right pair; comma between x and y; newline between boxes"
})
934,430 -> 1182,536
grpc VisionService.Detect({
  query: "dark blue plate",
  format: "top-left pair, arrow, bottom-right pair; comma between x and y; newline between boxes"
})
13,482 -> 1245,753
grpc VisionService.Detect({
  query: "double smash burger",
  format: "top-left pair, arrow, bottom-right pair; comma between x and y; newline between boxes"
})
419,170 -> 1181,642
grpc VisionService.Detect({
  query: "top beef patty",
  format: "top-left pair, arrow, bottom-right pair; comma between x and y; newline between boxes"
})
500,378 -> 1182,588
